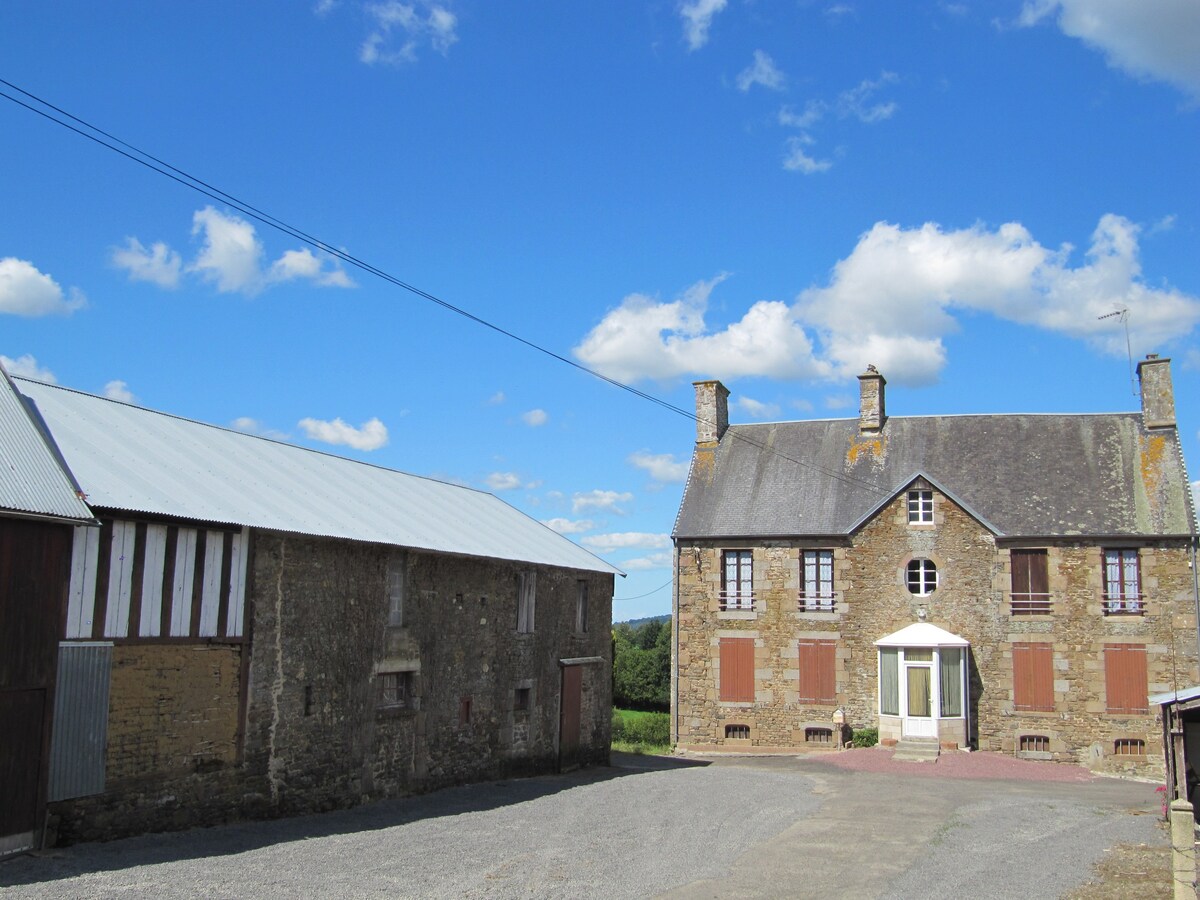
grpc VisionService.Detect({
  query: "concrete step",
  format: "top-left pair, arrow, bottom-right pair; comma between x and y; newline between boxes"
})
892,739 -> 941,762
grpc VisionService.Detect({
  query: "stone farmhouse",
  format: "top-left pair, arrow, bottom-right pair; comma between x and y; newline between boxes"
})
671,356 -> 1197,776
0,367 -> 619,851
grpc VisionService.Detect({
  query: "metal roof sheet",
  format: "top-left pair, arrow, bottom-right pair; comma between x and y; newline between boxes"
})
15,378 -> 621,575
675,414 -> 1195,539
0,366 -> 94,522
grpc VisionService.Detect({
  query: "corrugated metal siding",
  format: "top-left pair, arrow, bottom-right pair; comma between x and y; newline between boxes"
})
16,379 -> 620,575
0,369 -> 94,522
48,642 -> 112,802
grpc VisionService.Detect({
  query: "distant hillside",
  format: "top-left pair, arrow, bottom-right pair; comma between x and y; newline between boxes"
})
619,613 -> 671,628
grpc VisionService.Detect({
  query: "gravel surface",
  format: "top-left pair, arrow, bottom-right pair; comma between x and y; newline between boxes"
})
0,751 -> 1166,899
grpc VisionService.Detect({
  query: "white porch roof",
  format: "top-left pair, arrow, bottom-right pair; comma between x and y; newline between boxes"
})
874,622 -> 969,648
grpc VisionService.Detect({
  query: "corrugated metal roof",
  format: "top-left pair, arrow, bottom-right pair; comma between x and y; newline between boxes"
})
0,366 -> 94,522
15,378 -> 621,575
675,414 -> 1195,539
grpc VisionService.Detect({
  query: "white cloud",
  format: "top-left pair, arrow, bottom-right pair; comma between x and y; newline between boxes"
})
521,408 -> 548,427
575,274 -> 829,383
783,137 -> 832,174
737,50 -> 785,92
779,101 -> 827,130
487,391 -> 506,405
575,214 -> 1200,388
486,472 -> 523,491
231,417 -> 290,440
735,396 -> 780,419
540,517 -> 594,535
836,71 -> 900,122
298,416 -> 388,451
314,0 -> 337,14
680,0 -> 727,51
361,1 -> 458,66
116,208 -> 354,296
1019,0 -> 1200,98
0,354 -> 57,382
622,552 -> 673,571
111,238 -> 183,289
583,532 -> 671,552
572,490 -> 634,514
797,213 -> 1200,384
628,451 -> 689,483
103,380 -> 135,403
0,258 -> 86,317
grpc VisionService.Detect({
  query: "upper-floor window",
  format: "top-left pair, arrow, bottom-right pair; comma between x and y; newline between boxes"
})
906,558 -> 938,596
387,554 -> 406,627
1010,549 -> 1050,615
1103,549 -> 1141,615
517,570 -> 536,633
907,490 -> 934,524
377,671 -> 415,710
576,579 -> 589,633
721,550 -> 754,611
799,550 -> 835,612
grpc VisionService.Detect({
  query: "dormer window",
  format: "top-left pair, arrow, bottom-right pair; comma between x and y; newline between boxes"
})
907,490 -> 933,524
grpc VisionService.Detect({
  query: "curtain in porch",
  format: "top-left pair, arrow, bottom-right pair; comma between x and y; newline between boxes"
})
939,648 -> 962,717
879,648 -> 899,715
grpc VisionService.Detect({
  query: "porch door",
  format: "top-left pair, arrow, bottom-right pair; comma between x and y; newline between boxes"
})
558,664 -> 582,772
903,661 -> 936,739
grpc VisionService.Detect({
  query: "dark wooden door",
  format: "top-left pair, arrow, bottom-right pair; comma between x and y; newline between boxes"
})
0,690 -> 45,854
558,664 -> 582,772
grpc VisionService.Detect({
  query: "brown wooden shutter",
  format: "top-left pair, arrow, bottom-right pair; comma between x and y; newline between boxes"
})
1011,550 -> 1031,595
1012,642 -> 1053,711
1105,644 -> 1148,714
1011,550 -> 1048,595
719,638 -> 754,702
798,639 -> 836,703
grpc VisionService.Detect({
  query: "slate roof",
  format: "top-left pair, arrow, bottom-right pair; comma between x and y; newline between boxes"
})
674,413 -> 1195,540
0,364 -> 95,523
15,378 -> 621,575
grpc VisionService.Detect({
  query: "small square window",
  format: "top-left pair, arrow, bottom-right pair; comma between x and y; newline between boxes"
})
1019,734 -> 1050,753
724,724 -> 750,740
906,558 -> 938,595
907,490 -> 933,524
805,727 -> 833,744
1113,738 -> 1145,756
514,687 -> 531,711
378,671 -> 414,709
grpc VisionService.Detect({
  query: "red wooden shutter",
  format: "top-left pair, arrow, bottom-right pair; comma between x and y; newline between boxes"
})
798,639 -> 836,703
1012,642 -> 1053,711
719,638 -> 755,702
1105,644 -> 1148,713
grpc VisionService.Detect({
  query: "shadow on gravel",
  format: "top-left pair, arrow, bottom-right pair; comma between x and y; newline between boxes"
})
0,753 -> 709,888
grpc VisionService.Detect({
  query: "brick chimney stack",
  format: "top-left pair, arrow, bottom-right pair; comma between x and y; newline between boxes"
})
1137,354 -> 1175,428
858,365 -> 886,433
693,380 -> 729,445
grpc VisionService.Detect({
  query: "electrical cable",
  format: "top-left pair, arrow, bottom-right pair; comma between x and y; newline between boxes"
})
0,77 -> 893,497
613,578 -> 672,602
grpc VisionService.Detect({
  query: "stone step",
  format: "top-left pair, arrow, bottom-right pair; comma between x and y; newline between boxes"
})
892,740 -> 941,762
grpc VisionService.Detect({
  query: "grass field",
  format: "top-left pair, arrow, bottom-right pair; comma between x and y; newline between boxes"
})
612,707 -> 671,755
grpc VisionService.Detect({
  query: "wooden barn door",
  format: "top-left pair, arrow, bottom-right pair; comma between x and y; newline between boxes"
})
558,664 -> 583,772
0,519 -> 73,856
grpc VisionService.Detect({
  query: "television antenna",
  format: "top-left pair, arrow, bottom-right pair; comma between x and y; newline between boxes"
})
1097,308 -> 1136,396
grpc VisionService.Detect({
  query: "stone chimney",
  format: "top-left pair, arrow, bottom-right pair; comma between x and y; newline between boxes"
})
858,365 -> 886,433
693,380 -> 729,445
1137,354 -> 1175,428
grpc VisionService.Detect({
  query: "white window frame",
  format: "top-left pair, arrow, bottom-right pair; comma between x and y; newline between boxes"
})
907,489 -> 934,524
906,558 -> 938,596
799,550 -> 835,611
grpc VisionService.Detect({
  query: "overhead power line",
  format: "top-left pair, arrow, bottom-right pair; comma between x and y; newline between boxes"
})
0,77 -> 891,498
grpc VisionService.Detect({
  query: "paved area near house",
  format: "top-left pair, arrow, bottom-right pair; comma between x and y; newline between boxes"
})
0,749 -> 1167,899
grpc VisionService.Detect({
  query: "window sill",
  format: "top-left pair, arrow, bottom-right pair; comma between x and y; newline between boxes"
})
793,610 -> 839,621
717,610 -> 758,621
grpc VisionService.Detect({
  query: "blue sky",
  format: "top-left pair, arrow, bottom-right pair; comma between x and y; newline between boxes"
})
2,1 -> 1198,621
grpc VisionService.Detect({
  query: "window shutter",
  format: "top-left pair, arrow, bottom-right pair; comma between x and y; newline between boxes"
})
1013,642 -> 1053,712
1011,551 -> 1031,595
719,638 -> 754,702
1105,644 -> 1148,714
798,639 -> 836,703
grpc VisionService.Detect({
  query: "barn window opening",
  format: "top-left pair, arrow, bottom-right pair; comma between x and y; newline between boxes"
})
805,727 -> 833,744
724,724 -> 749,740
1113,738 -> 1145,756
1019,734 -> 1049,754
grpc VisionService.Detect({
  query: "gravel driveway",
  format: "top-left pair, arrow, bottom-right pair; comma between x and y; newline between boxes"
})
0,750 -> 1166,899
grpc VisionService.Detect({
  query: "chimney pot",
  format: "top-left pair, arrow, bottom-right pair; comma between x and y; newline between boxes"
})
693,380 -> 730,445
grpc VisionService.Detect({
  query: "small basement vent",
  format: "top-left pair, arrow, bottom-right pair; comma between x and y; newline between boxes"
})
724,724 -> 749,740
1113,738 -> 1145,756
805,727 -> 833,744
1019,734 -> 1049,754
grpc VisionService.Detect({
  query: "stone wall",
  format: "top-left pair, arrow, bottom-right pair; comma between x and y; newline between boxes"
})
674,487 -> 1197,776
51,530 -> 612,843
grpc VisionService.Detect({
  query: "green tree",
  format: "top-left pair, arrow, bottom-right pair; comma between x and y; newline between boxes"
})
612,618 -> 671,710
